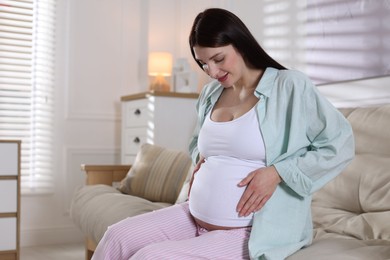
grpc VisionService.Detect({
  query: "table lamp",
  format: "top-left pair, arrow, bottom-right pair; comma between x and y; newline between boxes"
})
148,52 -> 173,92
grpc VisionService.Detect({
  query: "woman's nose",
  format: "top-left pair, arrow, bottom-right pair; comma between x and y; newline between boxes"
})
203,63 -> 218,78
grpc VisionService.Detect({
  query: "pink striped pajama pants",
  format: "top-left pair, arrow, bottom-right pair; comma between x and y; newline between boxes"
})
92,202 -> 251,260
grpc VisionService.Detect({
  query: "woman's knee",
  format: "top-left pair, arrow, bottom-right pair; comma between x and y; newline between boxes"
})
99,218 -> 137,248
130,243 -> 167,260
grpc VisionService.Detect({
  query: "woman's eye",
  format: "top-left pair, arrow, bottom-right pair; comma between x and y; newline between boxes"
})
214,57 -> 224,63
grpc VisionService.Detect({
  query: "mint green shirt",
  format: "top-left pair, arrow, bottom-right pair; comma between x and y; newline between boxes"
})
189,67 -> 354,259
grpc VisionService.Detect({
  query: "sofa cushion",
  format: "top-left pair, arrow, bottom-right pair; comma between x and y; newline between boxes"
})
119,143 -> 192,204
175,164 -> 194,204
287,237 -> 390,260
312,105 -> 390,241
70,184 -> 171,243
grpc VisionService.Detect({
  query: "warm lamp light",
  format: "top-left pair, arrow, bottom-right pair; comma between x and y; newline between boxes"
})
148,52 -> 173,92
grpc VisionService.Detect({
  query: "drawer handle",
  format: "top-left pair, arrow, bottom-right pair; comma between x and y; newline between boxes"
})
134,109 -> 141,116
133,137 -> 140,144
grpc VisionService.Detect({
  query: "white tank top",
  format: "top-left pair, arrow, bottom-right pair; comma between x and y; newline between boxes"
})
189,105 -> 266,227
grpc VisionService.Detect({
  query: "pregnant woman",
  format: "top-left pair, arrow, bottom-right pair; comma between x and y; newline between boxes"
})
92,8 -> 354,260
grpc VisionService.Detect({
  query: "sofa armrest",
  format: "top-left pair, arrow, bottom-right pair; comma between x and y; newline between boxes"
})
81,164 -> 131,186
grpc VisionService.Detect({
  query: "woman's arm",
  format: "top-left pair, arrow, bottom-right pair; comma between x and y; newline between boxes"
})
237,73 -> 355,213
273,85 -> 355,197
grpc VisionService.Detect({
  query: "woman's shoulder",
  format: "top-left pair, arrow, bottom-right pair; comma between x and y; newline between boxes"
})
201,80 -> 222,94
198,80 -> 223,101
272,69 -> 316,94
276,69 -> 312,86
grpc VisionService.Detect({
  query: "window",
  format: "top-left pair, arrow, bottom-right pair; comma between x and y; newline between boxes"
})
0,0 -> 56,194
305,0 -> 390,84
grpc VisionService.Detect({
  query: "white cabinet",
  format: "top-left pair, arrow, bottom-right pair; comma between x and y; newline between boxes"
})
0,140 -> 20,260
121,91 -> 198,164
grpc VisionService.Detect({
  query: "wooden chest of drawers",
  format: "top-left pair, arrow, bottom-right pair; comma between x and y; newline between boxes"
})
0,140 -> 20,260
121,91 -> 198,164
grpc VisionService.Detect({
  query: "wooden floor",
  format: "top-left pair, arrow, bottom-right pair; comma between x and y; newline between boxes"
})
21,243 -> 84,260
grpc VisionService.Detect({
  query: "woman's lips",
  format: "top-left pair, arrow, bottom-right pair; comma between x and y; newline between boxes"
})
218,73 -> 228,82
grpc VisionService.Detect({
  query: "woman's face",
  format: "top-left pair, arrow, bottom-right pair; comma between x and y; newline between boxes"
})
193,44 -> 247,87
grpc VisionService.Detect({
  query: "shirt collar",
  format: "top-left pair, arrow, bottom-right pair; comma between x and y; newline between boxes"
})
254,67 -> 278,98
209,83 -> 224,105
207,67 -> 279,103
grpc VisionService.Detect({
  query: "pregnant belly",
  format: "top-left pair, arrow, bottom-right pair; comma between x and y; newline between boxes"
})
189,156 -> 264,229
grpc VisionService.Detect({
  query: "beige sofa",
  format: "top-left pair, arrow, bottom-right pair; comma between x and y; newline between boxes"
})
71,105 -> 390,260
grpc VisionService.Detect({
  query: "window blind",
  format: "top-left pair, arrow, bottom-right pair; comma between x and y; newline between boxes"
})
0,0 -> 56,194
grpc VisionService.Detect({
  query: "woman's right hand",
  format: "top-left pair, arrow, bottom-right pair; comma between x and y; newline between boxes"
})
188,155 -> 205,197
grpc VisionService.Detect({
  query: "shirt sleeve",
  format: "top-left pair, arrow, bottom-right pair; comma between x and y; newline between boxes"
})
189,112 -> 201,164
188,87 -> 207,164
273,79 -> 355,197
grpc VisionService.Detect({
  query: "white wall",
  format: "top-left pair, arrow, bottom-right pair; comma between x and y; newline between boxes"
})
21,0 -> 145,246
20,0 -> 390,247
20,0 -> 233,247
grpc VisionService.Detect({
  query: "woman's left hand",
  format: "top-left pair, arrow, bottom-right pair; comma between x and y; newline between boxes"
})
236,166 -> 281,217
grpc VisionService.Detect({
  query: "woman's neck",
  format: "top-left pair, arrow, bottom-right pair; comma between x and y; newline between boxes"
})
233,68 -> 263,91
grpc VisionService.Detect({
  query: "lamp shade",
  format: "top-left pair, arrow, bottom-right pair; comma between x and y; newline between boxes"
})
148,52 -> 173,76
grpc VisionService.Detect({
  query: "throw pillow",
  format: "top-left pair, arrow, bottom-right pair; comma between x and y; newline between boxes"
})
175,164 -> 194,204
119,143 -> 192,204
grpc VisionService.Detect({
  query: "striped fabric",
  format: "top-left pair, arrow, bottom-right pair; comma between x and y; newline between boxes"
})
119,144 -> 192,204
92,203 -> 251,260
